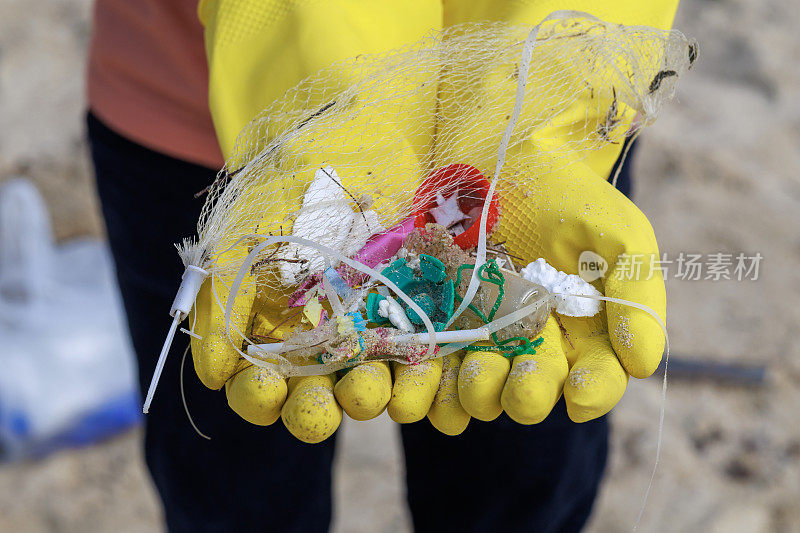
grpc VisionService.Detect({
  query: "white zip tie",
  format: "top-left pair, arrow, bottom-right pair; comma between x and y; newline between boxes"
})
180,328 -> 203,340
143,264 -> 208,414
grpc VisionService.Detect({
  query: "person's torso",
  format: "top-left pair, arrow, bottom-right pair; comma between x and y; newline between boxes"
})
88,0 -> 224,168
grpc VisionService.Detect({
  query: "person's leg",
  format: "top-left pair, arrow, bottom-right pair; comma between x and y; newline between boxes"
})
88,113 -> 336,533
401,403 -> 608,533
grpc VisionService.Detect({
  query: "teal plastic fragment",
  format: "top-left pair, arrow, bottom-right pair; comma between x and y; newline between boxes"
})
375,255 -> 458,332
365,292 -> 389,325
419,254 -> 446,283
346,311 -> 368,332
439,279 -> 455,317
407,292 -> 435,325
381,259 -> 416,291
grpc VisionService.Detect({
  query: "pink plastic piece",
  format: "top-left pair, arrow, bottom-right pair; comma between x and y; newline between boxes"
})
287,217 -> 415,307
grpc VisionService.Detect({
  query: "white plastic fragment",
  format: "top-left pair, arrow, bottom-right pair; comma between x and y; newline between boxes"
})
429,190 -> 469,229
377,296 -> 413,333
277,166 -> 384,284
170,265 -> 209,319
521,258 -> 602,317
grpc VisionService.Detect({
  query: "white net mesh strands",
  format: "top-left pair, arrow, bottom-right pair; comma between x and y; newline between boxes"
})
170,12 -> 694,378
188,14 -> 692,281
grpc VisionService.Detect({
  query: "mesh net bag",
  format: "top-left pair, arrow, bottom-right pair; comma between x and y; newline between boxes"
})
158,11 -> 694,389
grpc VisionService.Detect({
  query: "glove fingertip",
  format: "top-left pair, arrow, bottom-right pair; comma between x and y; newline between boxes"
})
604,274 -> 667,379
192,335 -> 241,390
334,362 -> 392,421
457,351 -> 509,422
226,365 -> 287,426
387,359 -> 442,424
427,353 -> 471,435
563,337 -> 628,422
608,311 -> 665,379
282,375 -> 342,443
501,352 -> 567,425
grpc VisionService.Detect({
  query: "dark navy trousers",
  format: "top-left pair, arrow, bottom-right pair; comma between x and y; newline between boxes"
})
89,112 -> 632,532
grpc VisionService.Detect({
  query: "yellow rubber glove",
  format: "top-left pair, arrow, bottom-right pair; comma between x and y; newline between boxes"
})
456,155 -> 667,424
199,0 -> 443,158
226,360 -> 287,425
443,0 -> 678,31
427,352 -> 471,435
334,362 -> 392,421
282,375 -> 342,444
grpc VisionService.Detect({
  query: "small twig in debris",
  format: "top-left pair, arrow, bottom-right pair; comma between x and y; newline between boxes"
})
553,313 -> 575,350
194,166 -> 244,199
688,43 -> 698,67
227,362 -> 255,382
259,310 -> 303,342
249,239 -> 288,274
597,87 -> 621,143
319,166 -> 368,223
483,242 -> 526,263
269,258 -> 307,264
297,100 -> 337,130
251,334 -> 282,343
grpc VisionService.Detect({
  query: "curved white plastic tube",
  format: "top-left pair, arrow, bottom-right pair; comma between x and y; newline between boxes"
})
247,327 -> 492,356
394,328 -> 490,344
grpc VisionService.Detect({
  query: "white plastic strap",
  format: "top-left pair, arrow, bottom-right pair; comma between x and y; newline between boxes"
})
321,272 -> 345,317
552,290 -> 669,530
447,24 -> 542,328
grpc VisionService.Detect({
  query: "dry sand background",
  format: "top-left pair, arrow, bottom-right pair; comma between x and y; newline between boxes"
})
1,0 -> 799,531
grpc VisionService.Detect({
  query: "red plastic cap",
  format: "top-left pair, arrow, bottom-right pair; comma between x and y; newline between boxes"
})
412,164 -> 500,250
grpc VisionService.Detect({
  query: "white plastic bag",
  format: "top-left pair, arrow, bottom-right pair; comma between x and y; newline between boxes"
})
0,178 -> 140,459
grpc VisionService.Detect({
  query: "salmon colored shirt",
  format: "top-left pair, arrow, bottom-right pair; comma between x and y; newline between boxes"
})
87,0 -> 224,169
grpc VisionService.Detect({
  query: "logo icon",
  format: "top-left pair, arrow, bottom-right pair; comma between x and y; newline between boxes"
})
578,251 -> 607,282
